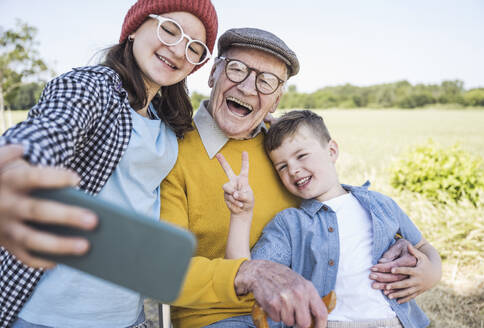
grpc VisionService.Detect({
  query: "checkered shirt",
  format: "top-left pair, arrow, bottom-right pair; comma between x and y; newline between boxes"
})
0,65 -> 133,327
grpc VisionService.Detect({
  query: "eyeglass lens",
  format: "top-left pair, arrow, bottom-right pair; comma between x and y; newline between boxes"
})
225,60 -> 281,94
157,20 -> 208,64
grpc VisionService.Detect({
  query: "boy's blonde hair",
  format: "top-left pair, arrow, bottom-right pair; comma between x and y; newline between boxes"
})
264,110 -> 332,153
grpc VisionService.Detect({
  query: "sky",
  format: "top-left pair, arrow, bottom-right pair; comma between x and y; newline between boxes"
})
1,0 -> 483,95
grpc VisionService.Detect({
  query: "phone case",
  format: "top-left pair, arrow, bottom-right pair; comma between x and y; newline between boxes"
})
29,187 -> 196,303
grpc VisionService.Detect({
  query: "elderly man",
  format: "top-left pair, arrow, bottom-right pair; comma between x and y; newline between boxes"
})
160,28 -> 416,328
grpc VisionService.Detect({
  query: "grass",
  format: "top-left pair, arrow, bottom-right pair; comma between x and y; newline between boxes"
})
4,108 -> 484,327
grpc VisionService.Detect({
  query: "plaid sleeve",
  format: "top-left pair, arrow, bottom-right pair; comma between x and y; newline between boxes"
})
0,67 -> 128,327
0,248 -> 43,327
1,69 -> 105,166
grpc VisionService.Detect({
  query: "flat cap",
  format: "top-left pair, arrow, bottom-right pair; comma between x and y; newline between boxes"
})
217,27 -> 299,77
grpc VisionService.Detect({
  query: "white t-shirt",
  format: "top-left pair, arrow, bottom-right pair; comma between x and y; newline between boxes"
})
324,192 -> 396,321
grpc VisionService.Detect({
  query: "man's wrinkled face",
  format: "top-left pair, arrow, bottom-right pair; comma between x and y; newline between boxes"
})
207,47 -> 287,139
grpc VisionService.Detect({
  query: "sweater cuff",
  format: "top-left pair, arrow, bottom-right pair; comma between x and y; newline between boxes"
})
213,258 -> 253,304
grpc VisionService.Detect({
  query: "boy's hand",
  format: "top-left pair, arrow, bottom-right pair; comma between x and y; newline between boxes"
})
370,238 -> 417,288
216,152 -> 254,215
382,244 -> 440,304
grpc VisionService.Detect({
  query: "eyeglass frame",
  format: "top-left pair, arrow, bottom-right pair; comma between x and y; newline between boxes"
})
148,14 -> 211,65
218,56 -> 286,95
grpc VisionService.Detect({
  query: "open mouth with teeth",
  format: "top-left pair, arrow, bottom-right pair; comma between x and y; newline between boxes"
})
226,96 -> 253,117
295,176 -> 312,189
156,54 -> 178,70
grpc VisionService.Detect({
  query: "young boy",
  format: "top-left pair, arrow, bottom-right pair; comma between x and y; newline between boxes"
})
215,110 -> 441,328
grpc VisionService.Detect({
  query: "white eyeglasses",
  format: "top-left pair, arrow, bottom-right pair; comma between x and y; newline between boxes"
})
148,14 -> 211,65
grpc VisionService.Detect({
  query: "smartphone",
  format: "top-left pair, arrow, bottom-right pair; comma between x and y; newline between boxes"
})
29,187 -> 196,303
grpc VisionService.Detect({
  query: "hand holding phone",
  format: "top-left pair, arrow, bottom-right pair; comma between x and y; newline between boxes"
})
0,147 -> 94,269
28,187 -> 196,302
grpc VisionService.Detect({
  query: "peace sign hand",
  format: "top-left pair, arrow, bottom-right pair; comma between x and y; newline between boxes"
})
216,152 -> 254,215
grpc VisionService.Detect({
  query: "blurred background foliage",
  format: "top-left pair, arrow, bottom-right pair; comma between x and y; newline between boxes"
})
277,81 -> 484,110
391,141 -> 484,207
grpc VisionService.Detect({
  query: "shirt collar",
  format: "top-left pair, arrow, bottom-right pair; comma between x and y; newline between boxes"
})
299,182 -> 371,217
300,198 -> 327,217
193,100 -> 268,159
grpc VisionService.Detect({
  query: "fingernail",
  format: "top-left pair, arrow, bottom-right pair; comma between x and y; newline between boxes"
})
74,240 -> 89,253
386,285 -> 392,290
389,295 -> 394,299
370,274 -> 377,279
391,268 -> 396,274
82,213 -> 97,226
371,267 -> 377,271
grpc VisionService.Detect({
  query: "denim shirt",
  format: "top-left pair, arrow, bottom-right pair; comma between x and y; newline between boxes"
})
251,183 -> 430,328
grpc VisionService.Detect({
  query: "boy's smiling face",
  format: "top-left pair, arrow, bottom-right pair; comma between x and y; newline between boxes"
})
269,125 -> 345,202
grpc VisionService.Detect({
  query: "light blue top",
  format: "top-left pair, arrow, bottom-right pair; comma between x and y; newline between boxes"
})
249,183 -> 429,328
18,104 -> 178,328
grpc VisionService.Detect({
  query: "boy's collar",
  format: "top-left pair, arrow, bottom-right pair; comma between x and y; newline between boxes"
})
300,182 -> 371,217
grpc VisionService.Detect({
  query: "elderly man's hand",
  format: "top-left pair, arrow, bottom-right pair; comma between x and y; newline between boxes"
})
0,145 -> 97,269
369,238 -> 417,291
235,259 -> 327,328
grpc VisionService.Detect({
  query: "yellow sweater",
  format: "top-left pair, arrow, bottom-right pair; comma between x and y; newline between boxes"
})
160,127 -> 299,328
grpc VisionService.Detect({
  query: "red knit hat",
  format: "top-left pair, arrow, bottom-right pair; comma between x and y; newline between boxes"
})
120,0 -> 218,71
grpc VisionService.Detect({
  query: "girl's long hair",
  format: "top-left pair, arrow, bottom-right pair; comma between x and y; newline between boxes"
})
102,40 -> 193,138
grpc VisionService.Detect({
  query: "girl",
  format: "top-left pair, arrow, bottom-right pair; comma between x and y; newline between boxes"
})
0,0 -> 217,327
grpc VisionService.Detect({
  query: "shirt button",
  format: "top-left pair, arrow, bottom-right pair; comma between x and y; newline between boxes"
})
322,205 -> 329,211
328,226 -> 334,232
328,259 -> 335,266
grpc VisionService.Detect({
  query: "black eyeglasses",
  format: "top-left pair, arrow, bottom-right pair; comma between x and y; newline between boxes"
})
218,56 -> 285,95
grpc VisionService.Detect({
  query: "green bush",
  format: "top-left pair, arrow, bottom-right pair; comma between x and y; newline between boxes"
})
463,88 -> 484,106
390,140 -> 484,206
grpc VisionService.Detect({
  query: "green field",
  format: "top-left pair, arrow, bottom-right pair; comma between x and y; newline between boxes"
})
308,109 -> 484,178
3,109 -> 484,327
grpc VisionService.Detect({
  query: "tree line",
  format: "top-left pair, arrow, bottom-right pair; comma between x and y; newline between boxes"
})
190,80 -> 484,112
3,21 -> 483,113
277,81 -> 484,109
10,80 -> 484,112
